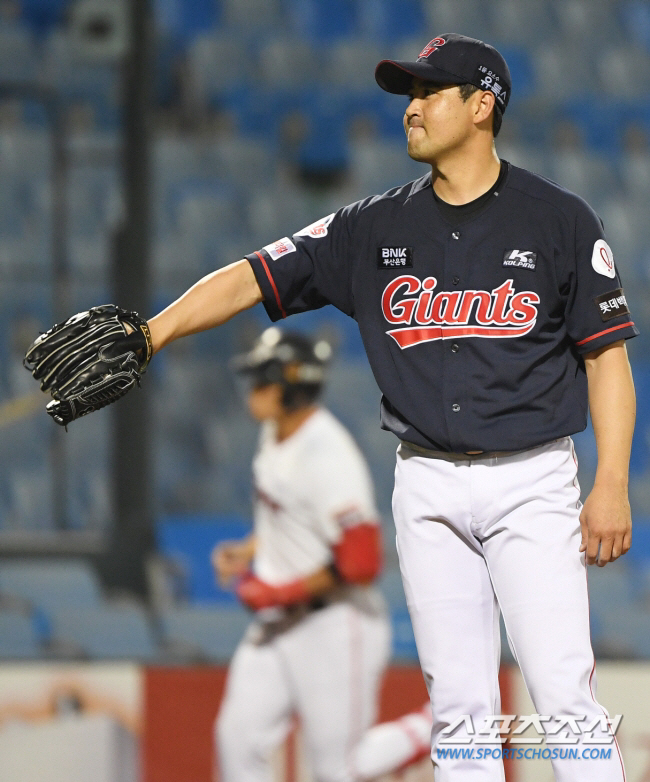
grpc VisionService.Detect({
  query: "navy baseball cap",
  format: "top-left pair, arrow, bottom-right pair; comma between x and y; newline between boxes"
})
375,33 -> 511,113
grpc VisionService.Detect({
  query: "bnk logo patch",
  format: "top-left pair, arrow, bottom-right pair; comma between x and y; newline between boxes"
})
377,247 -> 414,269
503,249 -> 537,270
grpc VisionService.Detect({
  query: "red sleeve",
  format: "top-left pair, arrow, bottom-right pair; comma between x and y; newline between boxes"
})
332,523 -> 382,584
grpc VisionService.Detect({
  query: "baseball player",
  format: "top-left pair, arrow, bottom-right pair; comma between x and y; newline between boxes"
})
28,32 -> 637,782
213,326 -> 432,781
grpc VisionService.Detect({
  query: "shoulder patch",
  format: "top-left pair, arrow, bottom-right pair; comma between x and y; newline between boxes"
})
591,239 -> 616,278
295,213 -> 335,238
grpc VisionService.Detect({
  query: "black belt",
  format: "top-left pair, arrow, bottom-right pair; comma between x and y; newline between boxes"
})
400,439 -> 558,461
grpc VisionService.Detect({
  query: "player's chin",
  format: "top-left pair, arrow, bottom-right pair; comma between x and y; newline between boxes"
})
406,144 -> 433,164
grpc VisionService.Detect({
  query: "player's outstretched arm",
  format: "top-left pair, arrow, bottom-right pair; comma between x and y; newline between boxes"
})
580,340 -> 636,566
148,260 -> 263,353
23,260 -> 264,426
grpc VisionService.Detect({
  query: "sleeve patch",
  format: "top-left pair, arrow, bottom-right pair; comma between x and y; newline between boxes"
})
591,239 -> 616,278
594,288 -> 630,322
263,237 -> 297,260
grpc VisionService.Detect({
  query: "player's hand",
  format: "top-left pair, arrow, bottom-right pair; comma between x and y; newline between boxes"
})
212,541 -> 253,587
579,482 -> 632,566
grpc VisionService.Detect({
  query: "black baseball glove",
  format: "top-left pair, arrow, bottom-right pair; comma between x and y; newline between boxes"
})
24,304 -> 153,427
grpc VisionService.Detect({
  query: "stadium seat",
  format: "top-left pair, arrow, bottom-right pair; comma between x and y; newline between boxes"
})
0,21 -> 39,82
379,568 -> 408,613
621,0 -> 650,51
597,603 -> 650,658
5,466 -> 54,531
213,136 -> 275,187
390,609 -> 418,662
221,0 -> 282,31
0,559 -> 102,613
50,604 -> 159,660
20,0 -> 66,35
156,0 -> 220,45
597,199 -> 641,266
186,32 -> 253,105
424,0 -> 487,42
286,0 -> 359,42
533,43 -> 592,101
488,0 -> 552,45
256,37 -> 318,88
349,136 -> 425,195
156,515 -> 253,603
497,47 -> 535,100
553,0 -> 621,43
0,611 -> 41,659
587,563 -> 633,609
597,48 -> 650,99
159,605 -> 250,660
326,39 -> 384,91
620,150 -> 650,197
630,365 -> 650,474
357,0 -> 426,42
560,100 -> 628,154
174,182 -> 245,239
0,127 -> 51,178
547,151 -> 617,204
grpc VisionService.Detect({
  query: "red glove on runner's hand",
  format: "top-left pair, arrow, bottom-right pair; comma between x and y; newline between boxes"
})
236,573 -> 310,611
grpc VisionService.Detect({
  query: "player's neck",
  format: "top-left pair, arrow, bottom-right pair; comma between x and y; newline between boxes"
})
430,145 -> 501,206
275,405 -> 319,442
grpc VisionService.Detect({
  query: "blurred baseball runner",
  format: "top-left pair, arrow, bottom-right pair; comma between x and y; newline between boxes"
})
26,33 -> 637,781
214,327 -> 431,781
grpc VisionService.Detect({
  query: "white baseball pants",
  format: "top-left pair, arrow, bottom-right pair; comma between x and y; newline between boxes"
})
216,600 -> 391,782
392,437 -> 625,782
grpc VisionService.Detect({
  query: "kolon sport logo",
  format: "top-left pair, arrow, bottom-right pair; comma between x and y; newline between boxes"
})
382,275 -> 540,349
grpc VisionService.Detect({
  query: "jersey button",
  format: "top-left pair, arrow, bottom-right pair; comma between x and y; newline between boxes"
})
451,343 -> 459,353
452,231 -> 461,240
452,403 -> 460,412
452,276 -> 460,285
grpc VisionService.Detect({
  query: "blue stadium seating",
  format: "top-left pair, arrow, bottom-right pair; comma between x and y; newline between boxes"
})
379,567 -> 408,612
559,100 -> 627,155
497,47 -> 535,101
357,0 -> 426,42
159,605 -> 250,660
50,605 -> 159,660
620,1 -> 650,52
0,611 -> 41,659
156,515 -> 253,603
286,0 -> 359,42
0,559 -> 103,613
630,365 -> 650,474
20,0 -> 66,35
390,609 -> 418,662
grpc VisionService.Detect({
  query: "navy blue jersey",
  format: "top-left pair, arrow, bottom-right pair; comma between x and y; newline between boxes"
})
245,163 -> 638,453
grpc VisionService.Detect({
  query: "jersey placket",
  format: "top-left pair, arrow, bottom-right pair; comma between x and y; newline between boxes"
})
440,225 -> 470,452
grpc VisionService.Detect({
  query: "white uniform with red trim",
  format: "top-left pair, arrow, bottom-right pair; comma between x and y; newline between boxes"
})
217,408 -> 396,782
252,409 -> 378,585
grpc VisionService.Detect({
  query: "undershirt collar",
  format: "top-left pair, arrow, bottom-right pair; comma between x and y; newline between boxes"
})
432,160 -> 509,227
